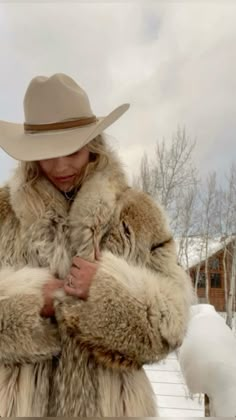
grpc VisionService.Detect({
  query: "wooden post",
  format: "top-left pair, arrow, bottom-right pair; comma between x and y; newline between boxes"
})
205,394 -> 210,416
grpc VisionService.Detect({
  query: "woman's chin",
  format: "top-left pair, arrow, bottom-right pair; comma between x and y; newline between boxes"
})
52,180 -> 75,192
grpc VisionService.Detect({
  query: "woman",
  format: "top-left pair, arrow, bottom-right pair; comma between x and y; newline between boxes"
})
0,73 -> 193,417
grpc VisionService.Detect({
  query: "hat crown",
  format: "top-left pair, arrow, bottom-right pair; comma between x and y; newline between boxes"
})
23,73 -> 93,124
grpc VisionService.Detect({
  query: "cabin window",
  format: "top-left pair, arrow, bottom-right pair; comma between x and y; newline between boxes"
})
210,273 -> 221,288
209,257 -> 220,270
195,271 -> 206,288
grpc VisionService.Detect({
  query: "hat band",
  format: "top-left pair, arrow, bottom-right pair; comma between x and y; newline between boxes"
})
24,115 -> 97,132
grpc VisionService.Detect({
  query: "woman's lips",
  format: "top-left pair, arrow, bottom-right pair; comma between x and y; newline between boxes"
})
54,174 -> 75,182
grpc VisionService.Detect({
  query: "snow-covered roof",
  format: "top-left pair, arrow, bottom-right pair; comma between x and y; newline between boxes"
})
175,236 -> 234,269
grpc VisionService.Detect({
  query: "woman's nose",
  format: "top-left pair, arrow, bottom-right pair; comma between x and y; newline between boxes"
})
53,157 -> 69,172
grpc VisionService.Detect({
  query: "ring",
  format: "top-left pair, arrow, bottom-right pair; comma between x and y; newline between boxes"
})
67,274 -> 75,288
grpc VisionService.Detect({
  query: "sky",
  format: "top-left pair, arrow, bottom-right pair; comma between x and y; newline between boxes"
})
0,1 -> 236,185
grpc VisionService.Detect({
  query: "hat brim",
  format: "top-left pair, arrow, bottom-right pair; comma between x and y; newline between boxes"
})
0,103 -> 130,161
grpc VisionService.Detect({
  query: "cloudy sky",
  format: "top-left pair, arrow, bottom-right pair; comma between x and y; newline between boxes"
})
0,1 -> 235,185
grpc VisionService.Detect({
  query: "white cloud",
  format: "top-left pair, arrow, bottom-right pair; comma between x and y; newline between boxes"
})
0,1 -> 236,185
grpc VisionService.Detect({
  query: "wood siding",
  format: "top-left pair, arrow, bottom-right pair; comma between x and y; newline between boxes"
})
190,242 -> 235,311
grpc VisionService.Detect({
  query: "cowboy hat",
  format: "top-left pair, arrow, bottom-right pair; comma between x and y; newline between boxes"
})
0,73 -> 130,161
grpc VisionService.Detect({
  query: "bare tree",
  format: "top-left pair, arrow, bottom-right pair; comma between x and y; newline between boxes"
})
137,152 -> 152,195
221,164 -> 236,327
153,127 -> 197,211
227,239 -> 236,328
177,182 -> 199,273
134,127 -> 236,322
216,187 -> 229,310
134,127 -> 198,236
198,172 -> 219,303
194,244 -> 204,293
215,164 -> 236,327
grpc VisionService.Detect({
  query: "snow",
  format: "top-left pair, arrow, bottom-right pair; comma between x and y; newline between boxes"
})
144,352 -> 204,417
178,304 -> 236,416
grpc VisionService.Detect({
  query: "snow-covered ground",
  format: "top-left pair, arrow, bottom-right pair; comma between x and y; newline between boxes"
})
144,352 -> 204,417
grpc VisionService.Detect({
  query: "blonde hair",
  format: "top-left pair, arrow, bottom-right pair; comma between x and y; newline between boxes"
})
18,134 -> 112,216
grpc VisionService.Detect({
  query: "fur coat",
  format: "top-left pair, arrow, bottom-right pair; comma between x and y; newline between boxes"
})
0,148 -> 193,417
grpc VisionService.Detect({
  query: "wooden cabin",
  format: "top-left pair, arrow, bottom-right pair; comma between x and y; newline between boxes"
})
177,237 -> 235,312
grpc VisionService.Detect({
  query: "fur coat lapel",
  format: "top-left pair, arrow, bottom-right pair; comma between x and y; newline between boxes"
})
8,153 -> 128,279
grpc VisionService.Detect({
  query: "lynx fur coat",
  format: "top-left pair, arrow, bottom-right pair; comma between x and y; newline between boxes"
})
0,148 -> 192,417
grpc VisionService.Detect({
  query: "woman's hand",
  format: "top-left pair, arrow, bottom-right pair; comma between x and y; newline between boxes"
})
64,249 -> 100,299
41,277 -> 64,317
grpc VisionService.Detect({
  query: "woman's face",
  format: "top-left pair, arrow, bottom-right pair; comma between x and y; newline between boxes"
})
38,146 -> 90,192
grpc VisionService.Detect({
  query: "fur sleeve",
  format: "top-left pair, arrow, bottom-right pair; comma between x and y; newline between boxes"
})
55,250 -> 193,369
0,266 -> 60,364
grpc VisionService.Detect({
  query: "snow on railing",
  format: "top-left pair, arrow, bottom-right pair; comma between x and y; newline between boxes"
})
178,304 -> 236,417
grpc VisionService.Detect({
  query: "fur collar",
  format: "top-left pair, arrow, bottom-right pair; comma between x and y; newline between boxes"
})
6,150 -> 129,278
8,149 -> 128,227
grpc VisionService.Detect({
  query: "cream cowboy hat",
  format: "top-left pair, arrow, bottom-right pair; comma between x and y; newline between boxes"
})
0,73 -> 130,161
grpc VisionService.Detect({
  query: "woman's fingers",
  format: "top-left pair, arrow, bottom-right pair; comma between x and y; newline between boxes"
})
94,243 -> 101,261
72,256 -> 82,269
64,282 -> 83,297
65,254 -> 99,299
64,279 -> 89,299
70,266 -> 80,278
